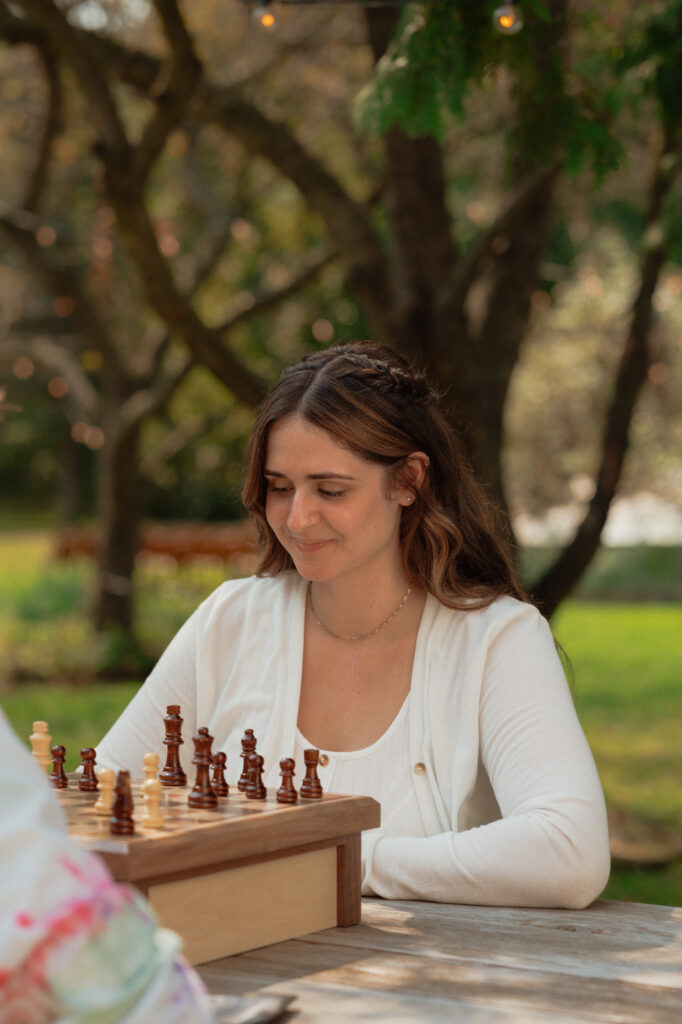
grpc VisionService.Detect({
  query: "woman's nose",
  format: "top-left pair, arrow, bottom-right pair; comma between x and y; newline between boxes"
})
287,491 -> 320,530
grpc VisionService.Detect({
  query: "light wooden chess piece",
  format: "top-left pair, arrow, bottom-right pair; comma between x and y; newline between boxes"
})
94,767 -> 115,816
140,751 -> 159,797
141,777 -> 164,828
30,721 -> 52,769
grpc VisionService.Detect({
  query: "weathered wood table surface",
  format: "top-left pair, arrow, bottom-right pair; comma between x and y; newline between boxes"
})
199,897 -> 682,1022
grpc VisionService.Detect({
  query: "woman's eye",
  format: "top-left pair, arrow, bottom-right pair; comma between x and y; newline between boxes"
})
267,484 -> 291,494
320,488 -> 344,498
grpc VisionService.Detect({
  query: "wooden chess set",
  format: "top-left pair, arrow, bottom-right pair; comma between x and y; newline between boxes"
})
30,710 -> 380,965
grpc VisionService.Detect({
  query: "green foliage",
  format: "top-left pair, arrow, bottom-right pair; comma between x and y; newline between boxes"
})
1,682 -> 140,772
554,602 -> 682,825
7,568 -> 86,623
356,3 -> 496,141
605,863 -> 682,907
617,0 -> 682,133
0,530 -> 230,682
356,1 -> 625,179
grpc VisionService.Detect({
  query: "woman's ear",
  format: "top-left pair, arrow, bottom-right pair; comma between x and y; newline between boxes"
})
397,452 -> 430,505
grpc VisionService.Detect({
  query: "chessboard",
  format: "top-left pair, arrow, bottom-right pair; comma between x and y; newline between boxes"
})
57,777 -> 380,965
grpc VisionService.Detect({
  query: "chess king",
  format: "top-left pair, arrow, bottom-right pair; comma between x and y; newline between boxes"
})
96,341 -> 610,911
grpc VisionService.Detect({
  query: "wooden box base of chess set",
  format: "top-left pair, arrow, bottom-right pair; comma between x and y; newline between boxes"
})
36,711 -> 380,967
58,782 -> 379,965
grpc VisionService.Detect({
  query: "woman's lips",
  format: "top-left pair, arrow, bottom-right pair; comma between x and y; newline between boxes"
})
290,538 -> 331,553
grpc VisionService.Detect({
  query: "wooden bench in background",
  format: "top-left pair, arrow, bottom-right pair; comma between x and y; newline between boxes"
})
55,521 -> 259,567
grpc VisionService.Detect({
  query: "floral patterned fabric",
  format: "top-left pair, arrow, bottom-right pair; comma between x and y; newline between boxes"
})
0,709 -> 214,1024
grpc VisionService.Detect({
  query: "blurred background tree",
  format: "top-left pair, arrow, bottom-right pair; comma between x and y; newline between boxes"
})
1,0 -> 680,642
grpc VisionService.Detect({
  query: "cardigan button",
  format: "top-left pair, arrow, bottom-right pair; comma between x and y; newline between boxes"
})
319,753 -> 329,767
413,762 -> 426,775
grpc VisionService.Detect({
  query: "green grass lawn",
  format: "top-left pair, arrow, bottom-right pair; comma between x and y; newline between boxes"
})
1,529 -> 680,906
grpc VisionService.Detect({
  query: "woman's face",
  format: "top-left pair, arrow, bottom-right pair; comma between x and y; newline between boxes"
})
264,413 -> 409,586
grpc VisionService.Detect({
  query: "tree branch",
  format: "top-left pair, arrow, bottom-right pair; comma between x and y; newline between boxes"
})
0,208 -> 124,374
215,246 -> 339,333
0,333 -> 99,420
448,165 -> 561,315
23,42 -> 62,214
133,0 -> 201,182
116,357 -> 194,440
15,0 -> 130,158
101,183 -> 268,406
196,86 -> 390,334
532,138 -> 679,616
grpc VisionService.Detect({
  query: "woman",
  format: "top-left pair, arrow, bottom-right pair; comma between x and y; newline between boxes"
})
97,341 -> 610,909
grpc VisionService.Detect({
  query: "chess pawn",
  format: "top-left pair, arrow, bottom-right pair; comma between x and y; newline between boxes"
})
238,729 -> 257,791
211,752 -> 229,796
30,721 -> 52,769
140,751 -> 159,797
245,752 -> 266,800
277,757 -> 297,804
300,748 -> 323,799
110,770 -> 135,835
141,777 -> 165,828
49,745 -> 68,789
79,747 -> 99,791
95,768 -> 116,815
159,704 -> 187,787
188,727 -> 218,809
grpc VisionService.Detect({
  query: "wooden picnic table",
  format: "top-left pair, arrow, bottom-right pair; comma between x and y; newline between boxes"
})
198,896 -> 682,1022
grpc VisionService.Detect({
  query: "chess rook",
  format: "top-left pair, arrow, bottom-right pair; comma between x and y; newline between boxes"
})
188,727 -> 218,809
78,747 -> 99,791
50,745 -> 68,789
159,704 -> 187,787
300,748 -> 323,799
238,729 -> 257,791
110,770 -> 135,835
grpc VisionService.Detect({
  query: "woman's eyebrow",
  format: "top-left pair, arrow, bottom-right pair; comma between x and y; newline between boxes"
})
264,469 -> 357,481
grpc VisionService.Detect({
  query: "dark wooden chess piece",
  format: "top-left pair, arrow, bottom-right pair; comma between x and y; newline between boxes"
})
300,748 -> 323,799
159,704 -> 187,787
78,747 -> 99,791
49,745 -> 68,789
238,729 -> 257,791
245,752 -> 266,799
110,770 -> 135,835
276,757 -> 297,804
188,727 -> 218,809
211,752 -> 229,796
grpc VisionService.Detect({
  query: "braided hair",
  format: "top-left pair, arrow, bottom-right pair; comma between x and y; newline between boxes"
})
242,341 -> 527,608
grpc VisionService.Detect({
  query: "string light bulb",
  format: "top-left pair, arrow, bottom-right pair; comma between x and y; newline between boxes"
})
252,3 -> 277,30
493,3 -> 524,35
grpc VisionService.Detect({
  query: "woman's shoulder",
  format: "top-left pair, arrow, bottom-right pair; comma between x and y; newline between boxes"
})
427,592 -> 548,645
195,571 -> 305,622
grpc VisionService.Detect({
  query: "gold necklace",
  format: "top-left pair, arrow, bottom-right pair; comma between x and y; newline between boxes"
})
307,582 -> 412,642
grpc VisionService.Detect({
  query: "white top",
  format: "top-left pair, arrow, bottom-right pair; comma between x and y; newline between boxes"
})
96,573 -> 611,909
294,694 -> 427,840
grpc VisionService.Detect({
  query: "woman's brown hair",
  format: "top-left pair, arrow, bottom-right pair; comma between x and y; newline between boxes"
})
242,341 -> 528,608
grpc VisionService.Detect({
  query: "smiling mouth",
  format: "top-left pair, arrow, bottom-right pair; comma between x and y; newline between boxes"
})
290,538 -> 330,552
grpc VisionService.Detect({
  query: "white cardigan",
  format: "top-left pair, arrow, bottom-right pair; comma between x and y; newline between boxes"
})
96,573 -> 610,909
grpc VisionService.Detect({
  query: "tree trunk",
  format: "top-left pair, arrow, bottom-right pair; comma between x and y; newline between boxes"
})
58,421 -> 84,524
94,417 -> 145,635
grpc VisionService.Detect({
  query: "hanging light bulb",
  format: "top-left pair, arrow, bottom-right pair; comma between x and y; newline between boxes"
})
493,3 -> 524,35
252,2 -> 277,31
